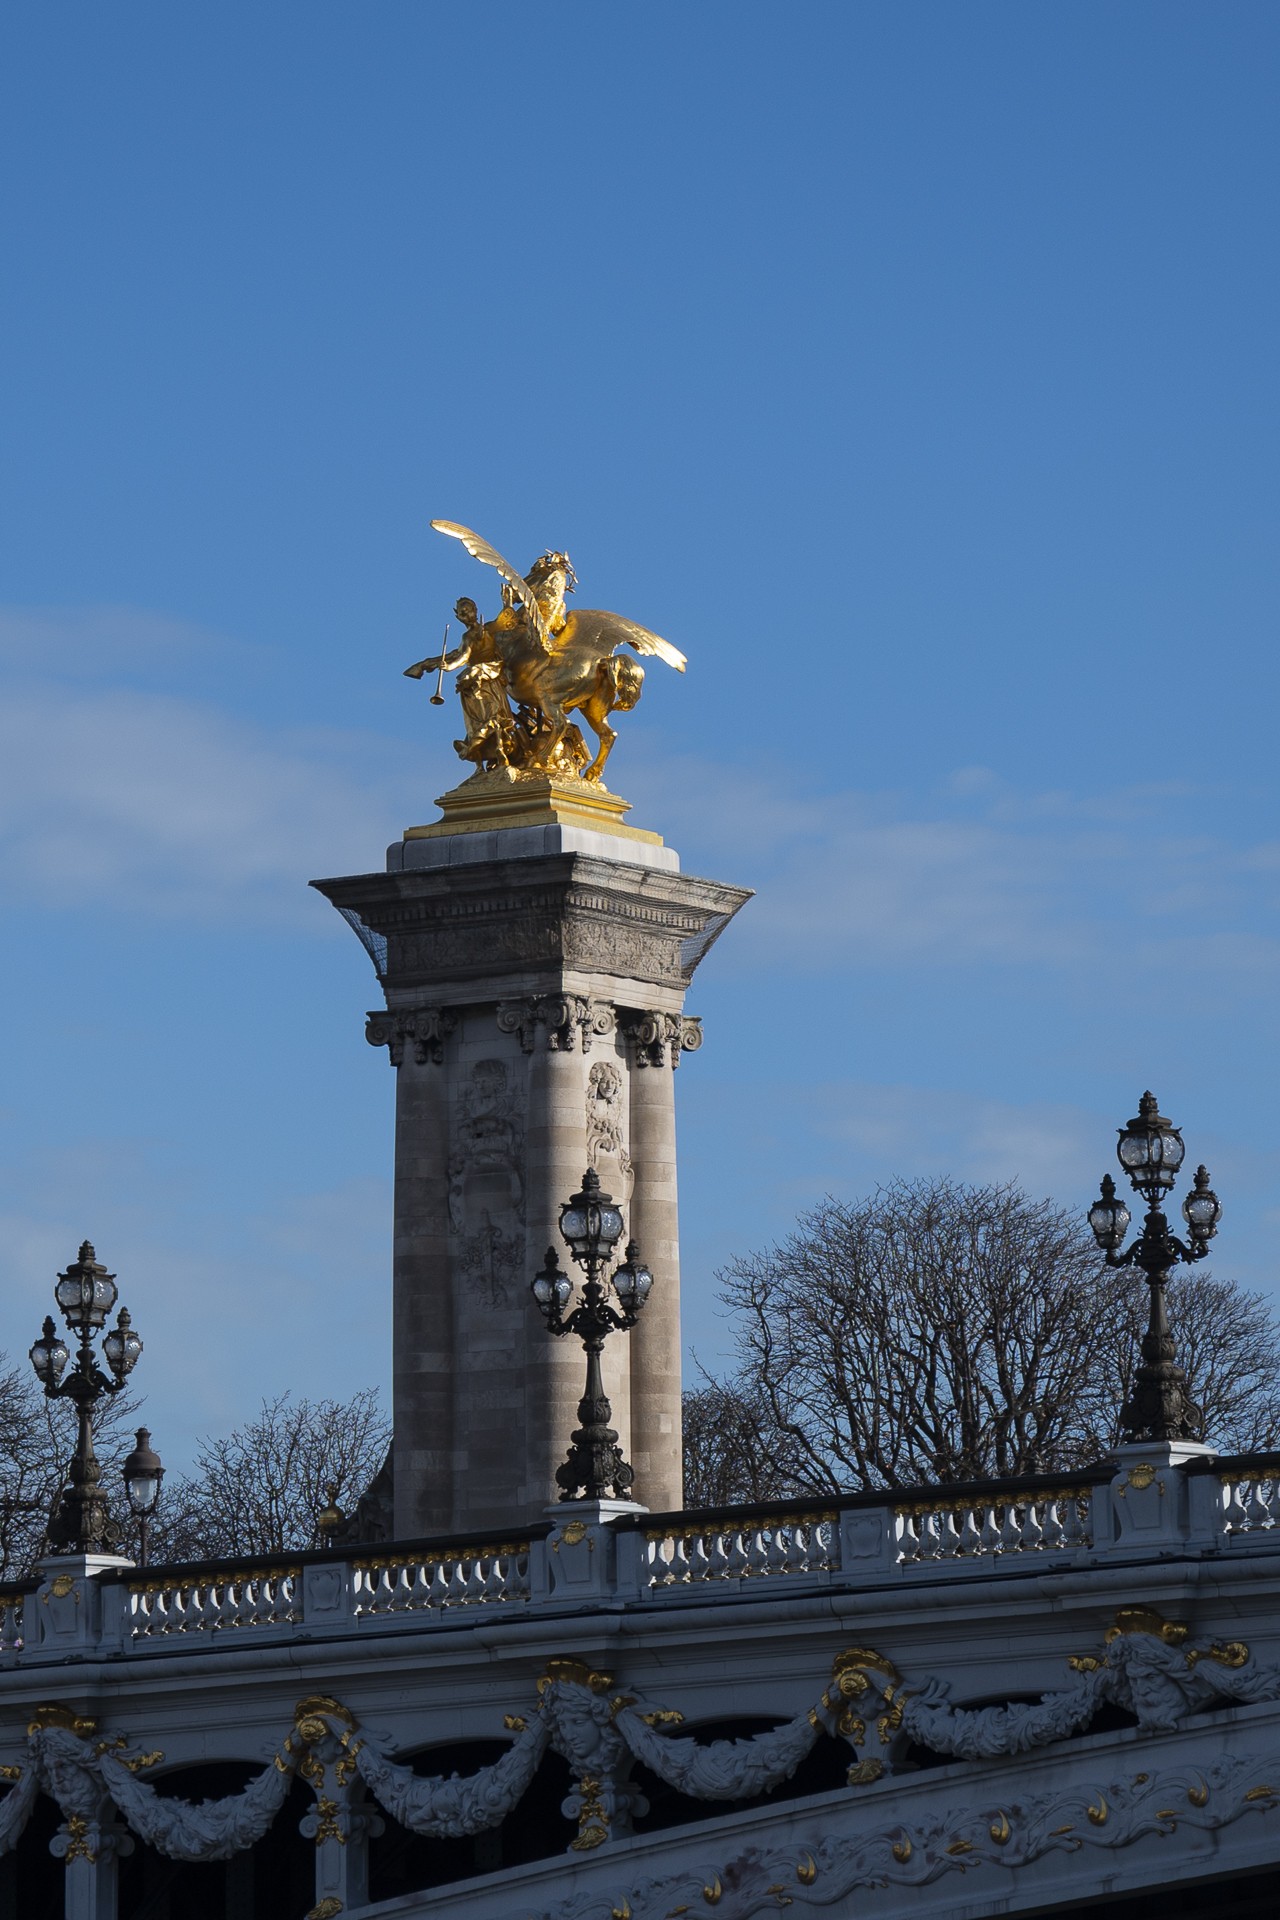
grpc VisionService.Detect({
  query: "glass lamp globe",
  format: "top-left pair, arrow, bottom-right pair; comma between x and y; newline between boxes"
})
560,1170 -> 625,1261
29,1316 -> 69,1387
103,1307 -> 142,1379
54,1242 -> 118,1333
613,1242 -> 654,1310
1116,1092 -> 1186,1199
1182,1166 -> 1222,1248
122,1428 -> 164,1518
532,1249 -> 572,1316
1088,1175 -> 1131,1253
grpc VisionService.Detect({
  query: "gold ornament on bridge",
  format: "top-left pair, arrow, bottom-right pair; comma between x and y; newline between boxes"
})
405,520 -> 686,788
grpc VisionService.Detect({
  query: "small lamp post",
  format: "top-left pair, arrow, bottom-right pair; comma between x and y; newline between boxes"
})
122,1428 -> 164,1567
1088,1092 -> 1221,1442
29,1242 -> 144,1555
531,1169 -> 654,1502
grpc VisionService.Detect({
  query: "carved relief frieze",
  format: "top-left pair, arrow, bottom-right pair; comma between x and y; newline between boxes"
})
386,894 -> 691,987
365,1007 -> 458,1066
586,1061 -> 634,1201
449,1058 -> 526,1309
622,1011 -> 704,1069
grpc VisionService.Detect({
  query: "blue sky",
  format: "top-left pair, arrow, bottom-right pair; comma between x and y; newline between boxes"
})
1,5 -> 1278,1470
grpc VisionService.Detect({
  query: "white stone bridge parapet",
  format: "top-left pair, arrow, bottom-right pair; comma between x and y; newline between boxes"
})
2,1440 -> 1280,1918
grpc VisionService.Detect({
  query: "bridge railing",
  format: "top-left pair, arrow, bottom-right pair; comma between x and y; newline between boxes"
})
0,1442 -> 1269,1665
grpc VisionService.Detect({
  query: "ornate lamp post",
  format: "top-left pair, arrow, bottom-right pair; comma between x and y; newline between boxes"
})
1088,1092 -> 1221,1443
531,1169 -> 655,1502
122,1428 -> 164,1566
29,1242 -> 144,1555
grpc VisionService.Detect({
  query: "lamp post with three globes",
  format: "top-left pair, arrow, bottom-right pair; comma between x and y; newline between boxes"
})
531,1169 -> 654,1502
1088,1093 -> 1221,1444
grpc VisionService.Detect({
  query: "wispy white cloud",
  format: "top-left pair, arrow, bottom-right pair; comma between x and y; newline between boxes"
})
2,606 -> 1277,985
625,751 -> 1280,981
0,1135 -> 391,1469
0,605 -> 420,924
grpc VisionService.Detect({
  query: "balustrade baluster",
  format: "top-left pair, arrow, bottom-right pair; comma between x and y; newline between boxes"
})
998,1504 -> 1022,1552
1040,1499 -> 1066,1550
1245,1481 -> 1271,1531
1063,1493 -> 1089,1546
744,1528 -> 770,1576
725,1530 -> 749,1577
763,1526 -> 788,1574
782,1520 -> 809,1566
937,1508 -> 961,1556
1222,1479 -> 1247,1532
686,1535 -> 712,1582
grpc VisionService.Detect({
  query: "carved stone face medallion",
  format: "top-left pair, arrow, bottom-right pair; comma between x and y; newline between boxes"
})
587,1061 -> 634,1202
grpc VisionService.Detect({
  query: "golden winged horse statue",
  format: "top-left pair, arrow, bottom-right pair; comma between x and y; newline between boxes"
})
404,520 -> 686,783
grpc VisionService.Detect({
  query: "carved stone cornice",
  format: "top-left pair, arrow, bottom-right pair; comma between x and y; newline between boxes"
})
497,997 -> 617,1054
365,1007 -> 458,1066
313,857 -> 753,996
622,1011 -> 703,1069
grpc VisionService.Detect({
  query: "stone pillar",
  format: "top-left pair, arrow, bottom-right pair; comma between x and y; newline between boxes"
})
314,817 -> 749,1537
622,1011 -> 698,1513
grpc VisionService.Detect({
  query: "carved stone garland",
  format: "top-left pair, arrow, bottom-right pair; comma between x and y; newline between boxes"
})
2,1609 -> 1276,1874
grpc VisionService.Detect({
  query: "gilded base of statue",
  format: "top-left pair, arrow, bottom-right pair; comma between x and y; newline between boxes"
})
404,768 -> 665,849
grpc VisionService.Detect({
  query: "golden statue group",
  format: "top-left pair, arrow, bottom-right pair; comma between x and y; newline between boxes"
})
405,521 -> 686,785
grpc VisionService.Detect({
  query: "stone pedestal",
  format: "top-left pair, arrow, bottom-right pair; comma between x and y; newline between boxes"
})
313,800 -> 749,1537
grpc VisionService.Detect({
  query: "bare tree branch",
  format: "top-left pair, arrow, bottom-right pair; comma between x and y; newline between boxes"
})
684,1178 -> 1280,1501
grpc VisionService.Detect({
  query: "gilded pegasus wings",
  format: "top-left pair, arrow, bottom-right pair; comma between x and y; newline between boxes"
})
430,519 -> 553,649
557,608 -> 686,674
430,519 -> 686,671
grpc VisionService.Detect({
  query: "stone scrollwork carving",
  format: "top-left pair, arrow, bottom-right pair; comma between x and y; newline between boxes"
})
365,1007 -> 458,1066
496,998 -> 542,1053
524,1756 -> 1280,1920
622,1011 -> 703,1069
497,997 -> 616,1054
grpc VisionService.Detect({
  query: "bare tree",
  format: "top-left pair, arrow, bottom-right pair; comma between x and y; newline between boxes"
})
681,1378 -> 808,1508
685,1179 -> 1280,1502
145,1390 -> 391,1562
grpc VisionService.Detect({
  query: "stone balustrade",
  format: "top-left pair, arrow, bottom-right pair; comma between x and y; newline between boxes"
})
1,1443 -> 1268,1667
129,1564 -> 302,1639
351,1541 -> 531,1615
894,1486 -> 1093,1563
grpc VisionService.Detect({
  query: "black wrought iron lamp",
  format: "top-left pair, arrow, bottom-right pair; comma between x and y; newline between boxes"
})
1088,1092 -> 1221,1442
531,1169 -> 655,1502
29,1242 -> 144,1555
122,1427 -> 165,1566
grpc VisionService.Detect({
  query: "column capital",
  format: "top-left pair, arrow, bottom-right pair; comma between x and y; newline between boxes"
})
621,1010 -> 702,1068
497,996 -> 616,1054
365,1006 -> 458,1066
